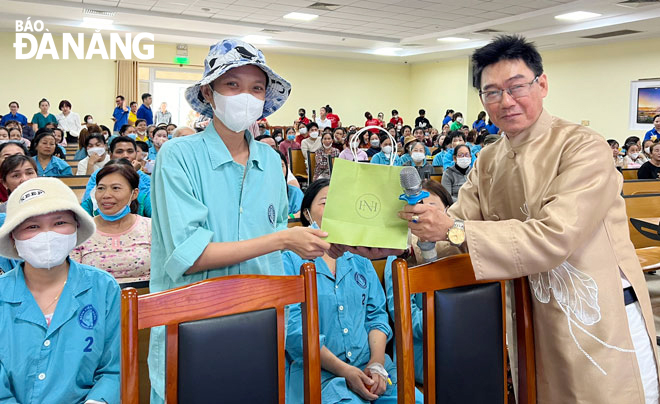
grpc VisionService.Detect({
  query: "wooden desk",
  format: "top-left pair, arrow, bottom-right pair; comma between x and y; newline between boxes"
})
630,217 -> 660,241
636,247 -> 660,271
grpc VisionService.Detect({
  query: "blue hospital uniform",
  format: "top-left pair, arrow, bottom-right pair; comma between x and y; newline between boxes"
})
0,214 -> 19,274
283,251 -> 423,404
83,168 -> 151,202
288,184 -> 304,216
33,155 -> 72,177
370,152 -> 402,166
147,145 -> 158,161
383,256 -> 425,384
0,259 -> 120,404
147,125 -> 288,401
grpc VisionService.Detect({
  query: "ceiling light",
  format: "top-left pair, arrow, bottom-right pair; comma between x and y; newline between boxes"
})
437,37 -> 470,42
283,12 -> 319,21
242,35 -> 272,44
81,17 -> 113,28
554,11 -> 601,21
373,47 -> 402,56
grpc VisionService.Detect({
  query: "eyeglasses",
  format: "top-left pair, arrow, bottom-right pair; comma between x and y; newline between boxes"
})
479,76 -> 539,104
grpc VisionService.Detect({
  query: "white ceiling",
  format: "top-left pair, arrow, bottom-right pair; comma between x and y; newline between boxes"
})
1,0 -> 660,62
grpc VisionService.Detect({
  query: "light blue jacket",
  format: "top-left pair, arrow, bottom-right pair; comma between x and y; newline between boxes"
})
370,152 -> 402,166
0,259 -> 120,404
288,184 -> 303,216
284,251 -> 422,404
147,125 -> 288,400
33,155 -> 72,177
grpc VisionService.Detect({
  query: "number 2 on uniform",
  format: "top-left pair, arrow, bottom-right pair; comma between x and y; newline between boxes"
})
361,294 -> 366,305
83,336 -> 94,352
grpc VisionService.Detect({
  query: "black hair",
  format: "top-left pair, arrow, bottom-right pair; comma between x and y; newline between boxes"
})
413,127 -> 424,135
135,141 -> 149,153
624,136 -> 640,146
85,134 -> 106,148
471,35 -> 543,89
141,93 -> 151,102
448,130 -> 466,143
38,98 -> 49,107
401,125 -> 412,133
653,114 -> 660,121
477,111 -> 486,121
130,101 -> 137,107
96,159 -> 140,214
444,109 -> 454,117
58,100 -> 72,111
110,136 -> 137,154
83,114 -> 93,122
364,111 -> 373,120
100,125 -> 111,135
300,179 -> 330,227
30,131 -> 57,157
419,109 -> 425,115
325,105 -> 333,113
299,108 -> 306,115
1,154 -> 37,184
135,119 -> 146,127
272,128 -> 283,137
277,150 -> 290,198
392,109 -> 398,115
0,141 -> 28,157
153,126 -> 168,138
453,144 -> 471,158
116,95 -> 125,101
453,112 -> 463,120
255,134 -> 273,142
421,179 -> 453,209
119,124 -> 133,135
306,122 -> 319,131
607,139 -> 619,148
166,123 -> 177,130
8,101 -> 19,108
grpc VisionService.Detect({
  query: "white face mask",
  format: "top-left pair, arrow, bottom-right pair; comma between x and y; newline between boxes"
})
87,147 -> 105,157
351,141 -> 360,149
456,156 -> 471,169
411,152 -> 425,162
631,152 -> 639,160
211,89 -> 264,133
137,130 -> 146,136
456,117 -> 464,124
370,139 -> 380,147
15,230 -> 77,270
299,127 -> 308,135
86,119 -> 93,124
274,136 -> 282,143
309,131 -> 319,139
382,145 -> 393,155
644,147 -> 651,155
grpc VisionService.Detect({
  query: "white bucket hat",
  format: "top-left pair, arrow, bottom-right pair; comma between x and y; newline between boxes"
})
0,177 -> 96,259
185,38 -> 291,119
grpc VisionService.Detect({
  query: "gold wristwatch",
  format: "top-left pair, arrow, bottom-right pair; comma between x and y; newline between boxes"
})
446,219 -> 466,247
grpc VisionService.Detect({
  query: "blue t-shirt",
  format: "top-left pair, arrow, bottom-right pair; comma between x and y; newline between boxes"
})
644,128 -> 660,142
136,104 -> 153,125
0,113 -> 28,126
112,107 -> 128,132
473,119 -> 486,131
371,152 -> 402,166
485,123 -> 499,134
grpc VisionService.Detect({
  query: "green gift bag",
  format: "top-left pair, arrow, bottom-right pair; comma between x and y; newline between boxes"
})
321,126 -> 408,249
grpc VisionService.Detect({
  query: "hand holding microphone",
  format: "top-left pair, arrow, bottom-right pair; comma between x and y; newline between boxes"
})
399,167 -> 437,262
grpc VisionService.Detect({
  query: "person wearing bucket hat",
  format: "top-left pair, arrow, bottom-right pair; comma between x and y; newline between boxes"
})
148,38 -> 330,403
0,177 -> 120,404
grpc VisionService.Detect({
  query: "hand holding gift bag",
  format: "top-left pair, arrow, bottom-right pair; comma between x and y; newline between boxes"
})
321,126 -> 408,249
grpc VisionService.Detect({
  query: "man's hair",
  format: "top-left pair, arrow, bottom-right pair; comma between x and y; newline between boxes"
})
8,101 -> 19,108
135,141 -> 150,153
116,95 -> 125,101
419,109 -> 425,115
130,101 -> 137,107
653,114 -> 660,121
141,93 -> 152,102
471,35 -> 543,90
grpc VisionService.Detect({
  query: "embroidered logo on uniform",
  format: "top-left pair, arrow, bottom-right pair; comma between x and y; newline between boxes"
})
19,189 -> 45,204
268,204 -> 275,226
354,273 -> 367,289
78,304 -> 98,330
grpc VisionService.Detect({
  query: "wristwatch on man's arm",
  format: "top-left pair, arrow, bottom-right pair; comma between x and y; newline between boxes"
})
446,219 -> 466,248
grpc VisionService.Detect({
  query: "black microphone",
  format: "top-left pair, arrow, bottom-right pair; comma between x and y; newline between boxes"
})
399,167 -> 436,263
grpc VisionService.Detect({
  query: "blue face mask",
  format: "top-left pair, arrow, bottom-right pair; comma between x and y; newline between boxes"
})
310,221 -> 320,230
287,134 -> 295,141
98,204 -> 131,221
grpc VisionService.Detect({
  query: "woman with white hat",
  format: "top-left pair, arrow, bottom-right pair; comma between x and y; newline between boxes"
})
148,38 -> 330,403
0,177 -> 120,403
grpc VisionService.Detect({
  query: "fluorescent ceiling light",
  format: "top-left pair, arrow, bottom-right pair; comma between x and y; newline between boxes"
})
555,11 -> 601,21
242,35 -> 271,44
437,37 -> 470,42
373,47 -> 402,56
81,17 -> 113,28
283,12 -> 318,21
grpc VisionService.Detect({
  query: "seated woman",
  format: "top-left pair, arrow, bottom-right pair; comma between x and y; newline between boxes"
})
279,151 -> 303,219
442,144 -> 472,202
0,177 -> 119,403
383,180 -> 461,384
0,141 -> 30,202
638,142 -> 660,180
72,161 -> 151,281
147,126 -> 169,160
8,127 -> 30,149
370,133 -> 402,166
81,159 -> 151,218
365,132 -> 381,158
338,133 -> 368,162
52,127 -> 67,158
0,127 -> 8,143
623,142 -> 647,169
607,139 -> 624,169
314,132 -> 339,181
284,179 -> 423,404
403,141 -> 433,180
643,139 -> 656,161
77,134 -> 110,176
0,154 -> 38,213
30,130 -> 72,177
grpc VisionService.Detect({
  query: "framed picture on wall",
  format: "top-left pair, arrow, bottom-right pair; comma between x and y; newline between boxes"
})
629,79 -> 660,130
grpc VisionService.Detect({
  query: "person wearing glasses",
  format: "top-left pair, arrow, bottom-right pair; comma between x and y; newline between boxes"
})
397,35 -> 659,403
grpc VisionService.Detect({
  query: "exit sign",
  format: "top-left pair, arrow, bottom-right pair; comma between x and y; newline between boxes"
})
174,56 -> 190,65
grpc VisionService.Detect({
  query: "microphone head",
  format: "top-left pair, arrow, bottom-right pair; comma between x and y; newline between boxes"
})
400,166 -> 423,197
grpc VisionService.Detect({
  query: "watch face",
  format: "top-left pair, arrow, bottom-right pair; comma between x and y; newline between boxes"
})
448,227 -> 465,245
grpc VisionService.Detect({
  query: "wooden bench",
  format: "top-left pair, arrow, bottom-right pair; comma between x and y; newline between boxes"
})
624,193 -> 660,248
622,179 -> 660,195
70,185 -> 86,202
58,175 -> 90,188
622,168 -> 638,180
288,149 -> 307,182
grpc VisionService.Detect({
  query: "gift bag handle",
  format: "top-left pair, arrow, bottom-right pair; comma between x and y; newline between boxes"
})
350,126 -> 398,166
